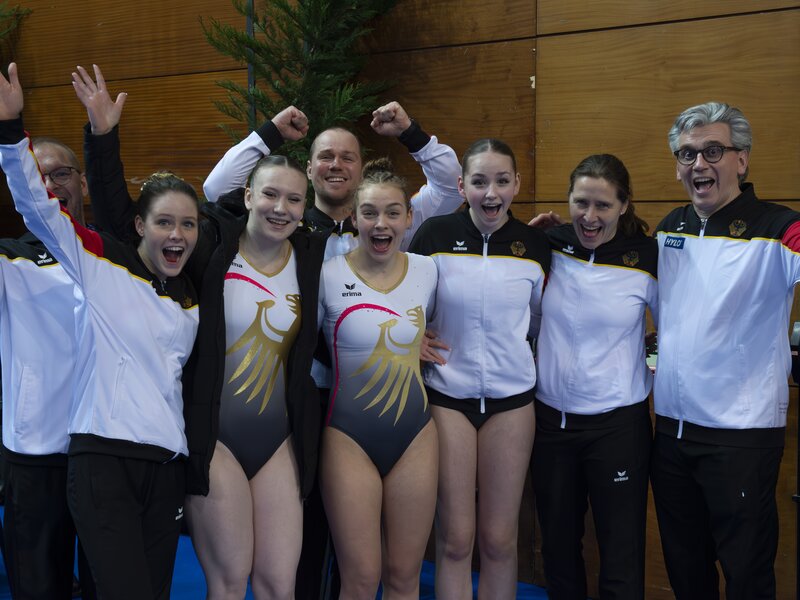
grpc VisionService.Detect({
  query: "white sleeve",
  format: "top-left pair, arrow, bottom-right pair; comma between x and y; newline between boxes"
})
203,130 -> 272,202
0,137 -> 98,289
402,136 -> 463,249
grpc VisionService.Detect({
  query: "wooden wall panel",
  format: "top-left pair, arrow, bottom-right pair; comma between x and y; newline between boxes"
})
20,69 -> 248,200
360,39 -> 535,195
534,11 -> 800,203
366,0 -> 534,52
537,0 -> 799,35
15,1 -> 242,87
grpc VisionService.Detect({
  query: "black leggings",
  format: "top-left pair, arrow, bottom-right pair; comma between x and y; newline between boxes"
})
67,454 -> 185,600
532,400 -> 652,600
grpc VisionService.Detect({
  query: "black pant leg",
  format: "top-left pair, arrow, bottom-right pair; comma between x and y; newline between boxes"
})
531,418 -> 589,600
3,459 -> 75,600
650,434 -> 719,600
585,411 -> 651,599
68,454 -> 154,600
696,444 -> 782,600
141,459 -> 185,600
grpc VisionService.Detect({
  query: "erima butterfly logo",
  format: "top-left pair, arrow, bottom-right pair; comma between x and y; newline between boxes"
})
452,240 -> 468,252
36,253 -> 54,265
614,470 -> 629,483
342,283 -> 362,297
563,245 -> 575,255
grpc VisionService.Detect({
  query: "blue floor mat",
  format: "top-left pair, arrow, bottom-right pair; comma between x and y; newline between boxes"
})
0,504 -> 548,599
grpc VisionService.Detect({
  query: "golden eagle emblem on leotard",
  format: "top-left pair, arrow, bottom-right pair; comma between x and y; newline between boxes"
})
226,294 -> 301,414
351,305 -> 426,424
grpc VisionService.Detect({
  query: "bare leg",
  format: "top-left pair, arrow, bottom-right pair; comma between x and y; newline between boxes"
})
431,406 -> 478,600
185,442 -> 254,599
319,427 -> 383,600
476,403 -> 535,600
381,421 -> 438,600
250,437 -> 303,600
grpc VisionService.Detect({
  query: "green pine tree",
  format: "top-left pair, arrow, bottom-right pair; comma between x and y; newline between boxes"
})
0,2 -> 31,69
202,0 -> 397,167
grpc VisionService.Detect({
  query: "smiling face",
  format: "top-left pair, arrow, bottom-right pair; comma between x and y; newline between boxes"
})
33,141 -> 88,225
460,150 -> 520,235
135,191 -> 199,281
245,164 -> 307,245
352,183 -> 411,264
676,122 -> 748,219
569,176 -> 627,250
307,128 -> 363,210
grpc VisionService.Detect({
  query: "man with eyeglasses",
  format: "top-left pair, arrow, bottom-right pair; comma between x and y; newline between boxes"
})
650,102 -> 800,598
0,134 -> 96,598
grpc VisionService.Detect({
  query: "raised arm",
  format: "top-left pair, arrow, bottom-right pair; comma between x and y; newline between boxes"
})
203,106 -> 308,202
0,63 -> 104,288
371,102 -> 463,248
73,64 -> 137,240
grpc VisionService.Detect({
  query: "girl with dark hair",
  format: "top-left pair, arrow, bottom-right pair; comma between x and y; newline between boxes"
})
318,158 -> 439,599
409,139 -> 550,599
70,62 -> 327,598
532,154 -> 657,599
0,63 -> 200,598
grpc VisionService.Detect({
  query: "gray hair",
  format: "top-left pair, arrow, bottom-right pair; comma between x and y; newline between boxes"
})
668,102 -> 751,182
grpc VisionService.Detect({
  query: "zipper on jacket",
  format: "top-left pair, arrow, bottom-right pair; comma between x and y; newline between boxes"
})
677,419 -> 684,439
480,233 -> 490,405
588,250 -> 595,265
699,218 -> 708,239
560,410 -> 567,429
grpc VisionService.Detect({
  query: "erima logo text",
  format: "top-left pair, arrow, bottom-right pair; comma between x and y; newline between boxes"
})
664,236 -> 685,249
36,253 -> 54,265
614,470 -> 629,483
452,241 -> 468,252
563,245 -> 575,255
342,283 -> 362,297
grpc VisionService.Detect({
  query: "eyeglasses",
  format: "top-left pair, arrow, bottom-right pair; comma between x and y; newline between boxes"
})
42,166 -> 80,186
673,145 -> 742,166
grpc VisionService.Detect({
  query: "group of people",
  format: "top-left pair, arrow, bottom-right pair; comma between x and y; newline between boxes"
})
0,57 -> 796,600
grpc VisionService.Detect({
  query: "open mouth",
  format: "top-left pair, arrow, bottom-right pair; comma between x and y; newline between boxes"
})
482,203 -> 502,218
693,177 -> 715,192
163,246 -> 185,265
370,234 -> 392,253
580,224 -> 601,239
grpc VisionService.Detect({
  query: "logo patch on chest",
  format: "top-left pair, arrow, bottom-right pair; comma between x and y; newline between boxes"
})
664,235 -> 685,249
510,241 -> 526,257
451,240 -> 468,252
342,283 -> 362,297
729,219 -> 747,237
622,251 -> 639,267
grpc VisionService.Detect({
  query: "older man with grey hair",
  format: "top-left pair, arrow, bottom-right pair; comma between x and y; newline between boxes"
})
651,101 -> 800,598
